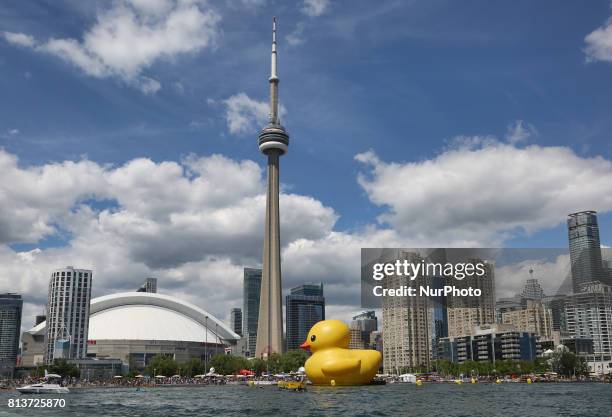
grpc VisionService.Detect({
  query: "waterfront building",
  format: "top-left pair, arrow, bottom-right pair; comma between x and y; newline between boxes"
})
567,211 -> 608,292
438,323 -> 539,363
371,331 -> 383,353
256,18 -> 290,358
230,307 -> 243,336
68,358 -> 124,380
349,311 -> 378,349
428,275 -> 449,360
243,267 -> 262,357
24,292 -> 240,371
501,299 -> 554,339
20,324 -> 45,367
136,278 -> 157,293
446,260 -> 495,337
44,266 -> 92,364
286,283 -> 325,350
0,293 -> 22,377
560,337 -> 594,355
564,282 -> 612,363
495,297 -> 522,323
543,295 -> 568,332
382,251 -> 432,374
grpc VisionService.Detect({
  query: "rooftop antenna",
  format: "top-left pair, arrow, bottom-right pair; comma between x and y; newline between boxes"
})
269,17 -> 279,124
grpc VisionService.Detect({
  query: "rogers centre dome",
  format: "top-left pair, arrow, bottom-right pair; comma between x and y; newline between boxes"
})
25,292 -> 240,370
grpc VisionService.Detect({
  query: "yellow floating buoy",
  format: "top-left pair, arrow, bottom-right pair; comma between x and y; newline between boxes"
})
471,377 -> 477,384
330,379 -> 336,386
454,379 -> 463,385
416,380 -> 423,386
526,378 -> 532,384
495,378 -> 502,384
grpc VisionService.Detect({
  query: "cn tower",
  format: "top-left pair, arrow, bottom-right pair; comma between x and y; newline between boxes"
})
255,17 -> 289,358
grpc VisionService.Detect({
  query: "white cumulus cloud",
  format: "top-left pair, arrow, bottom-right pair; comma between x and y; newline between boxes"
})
2,31 -> 36,47
1,1 -> 220,93
223,92 -> 287,135
301,0 -> 330,17
505,120 -> 537,145
356,141 -> 612,246
585,17 -> 612,63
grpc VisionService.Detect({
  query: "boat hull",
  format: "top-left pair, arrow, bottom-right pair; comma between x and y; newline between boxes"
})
17,385 -> 69,394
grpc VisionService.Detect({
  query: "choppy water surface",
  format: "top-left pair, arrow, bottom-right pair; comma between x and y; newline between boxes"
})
1,383 -> 611,417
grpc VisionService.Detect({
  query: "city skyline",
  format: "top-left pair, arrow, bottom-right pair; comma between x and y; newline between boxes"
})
2,1 -> 612,333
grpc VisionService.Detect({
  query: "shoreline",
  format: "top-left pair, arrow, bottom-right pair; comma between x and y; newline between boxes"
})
3,379 -> 609,393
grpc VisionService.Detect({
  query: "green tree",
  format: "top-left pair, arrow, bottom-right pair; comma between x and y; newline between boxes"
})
280,349 -> 309,372
126,369 -> 141,378
266,353 -> 283,374
179,358 -> 206,377
210,354 -> 250,375
48,359 -> 79,378
249,358 -> 267,375
146,355 -> 178,376
550,349 -> 589,377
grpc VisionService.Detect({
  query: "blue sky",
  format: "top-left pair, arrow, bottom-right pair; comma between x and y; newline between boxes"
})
2,0 -> 612,324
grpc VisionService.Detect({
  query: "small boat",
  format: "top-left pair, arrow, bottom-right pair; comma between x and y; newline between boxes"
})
247,380 -> 276,386
277,380 -> 306,391
16,383 -> 69,394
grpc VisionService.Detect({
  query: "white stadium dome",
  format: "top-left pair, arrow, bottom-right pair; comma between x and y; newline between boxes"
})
30,292 -> 239,343
88,292 -> 239,342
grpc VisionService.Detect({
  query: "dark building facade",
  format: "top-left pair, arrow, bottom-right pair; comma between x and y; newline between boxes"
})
568,211 -> 607,292
543,295 -> 567,332
285,283 -> 325,351
561,337 -> 594,356
0,293 -> 23,377
230,307 -> 242,336
243,268 -> 262,357
136,278 -> 157,293
349,311 -> 378,349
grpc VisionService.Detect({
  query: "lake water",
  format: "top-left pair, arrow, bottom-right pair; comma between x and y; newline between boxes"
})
1,383 -> 611,417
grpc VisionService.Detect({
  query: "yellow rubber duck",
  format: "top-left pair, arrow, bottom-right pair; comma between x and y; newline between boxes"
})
300,320 -> 381,386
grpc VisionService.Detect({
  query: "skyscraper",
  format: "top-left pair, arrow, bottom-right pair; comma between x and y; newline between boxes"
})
285,284 -> 325,351
568,211 -> 606,292
256,17 -> 290,358
0,293 -> 22,377
349,311 -> 378,349
44,266 -> 92,364
521,273 -> 545,301
243,268 -> 262,357
230,308 -> 243,336
382,251 -> 432,373
136,278 -> 157,293
446,260 -> 495,337
564,282 -> 612,372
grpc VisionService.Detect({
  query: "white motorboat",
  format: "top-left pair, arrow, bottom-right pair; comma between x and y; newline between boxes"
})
16,383 -> 69,394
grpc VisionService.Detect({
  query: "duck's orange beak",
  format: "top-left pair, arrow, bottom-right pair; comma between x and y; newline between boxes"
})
300,341 -> 310,350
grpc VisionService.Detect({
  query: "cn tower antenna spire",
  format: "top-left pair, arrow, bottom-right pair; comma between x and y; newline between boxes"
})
269,16 -> 279,124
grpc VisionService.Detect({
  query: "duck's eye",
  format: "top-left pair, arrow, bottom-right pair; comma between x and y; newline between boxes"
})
310,335 -> 316,342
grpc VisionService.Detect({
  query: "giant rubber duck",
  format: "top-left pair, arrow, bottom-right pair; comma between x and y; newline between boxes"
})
300,319 -> 381,386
